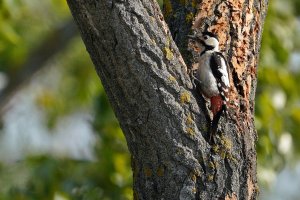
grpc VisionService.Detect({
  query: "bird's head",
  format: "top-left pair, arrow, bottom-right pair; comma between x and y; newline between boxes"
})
188,31 -> 219,51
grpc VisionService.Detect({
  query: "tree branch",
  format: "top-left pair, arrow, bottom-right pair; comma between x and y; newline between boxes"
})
67,0 -> 210,198
67,0 -> 268,199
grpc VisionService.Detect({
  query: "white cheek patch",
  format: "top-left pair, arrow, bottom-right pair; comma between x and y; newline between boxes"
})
206,38 -> 218,47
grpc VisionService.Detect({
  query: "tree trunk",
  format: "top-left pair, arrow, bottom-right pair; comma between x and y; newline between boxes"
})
67,0 -> 268,199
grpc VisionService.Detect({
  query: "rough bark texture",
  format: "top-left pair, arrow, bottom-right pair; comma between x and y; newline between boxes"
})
67,0 -> 268,199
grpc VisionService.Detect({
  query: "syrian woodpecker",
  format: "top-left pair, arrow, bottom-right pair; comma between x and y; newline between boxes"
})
188,31 -> 230,138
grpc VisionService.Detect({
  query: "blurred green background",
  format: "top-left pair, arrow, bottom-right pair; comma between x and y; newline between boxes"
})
0,0 -> 299,199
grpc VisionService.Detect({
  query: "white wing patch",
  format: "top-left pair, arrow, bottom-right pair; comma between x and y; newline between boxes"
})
218,58 -> 230,87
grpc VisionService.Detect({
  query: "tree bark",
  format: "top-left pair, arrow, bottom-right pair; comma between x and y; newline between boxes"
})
67,0 -> 268,199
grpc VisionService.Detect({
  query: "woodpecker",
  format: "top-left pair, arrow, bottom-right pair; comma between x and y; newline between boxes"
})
188,31 -> 230,138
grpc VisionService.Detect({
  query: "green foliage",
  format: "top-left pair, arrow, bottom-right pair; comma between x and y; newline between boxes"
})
0,0 -> 300,198
92,93 -> 132,199
0,0 -> 69,72
0,156 -> 131,200
35,38 -> 101,128
256,0 -> 300,175
0,0 -> 132,199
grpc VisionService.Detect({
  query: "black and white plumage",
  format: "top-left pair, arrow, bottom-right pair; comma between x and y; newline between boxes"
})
209,52 -> 230,106
189,31 -> 230,137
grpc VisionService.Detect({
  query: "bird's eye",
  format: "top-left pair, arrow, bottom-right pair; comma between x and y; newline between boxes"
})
204,36 -> 208,40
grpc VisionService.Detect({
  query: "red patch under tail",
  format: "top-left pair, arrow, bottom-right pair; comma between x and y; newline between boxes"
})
210,95 -> 223,117
209,95 -> 225,142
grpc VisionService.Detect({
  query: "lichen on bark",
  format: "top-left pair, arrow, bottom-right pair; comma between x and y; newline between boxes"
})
67,0 -> 268,199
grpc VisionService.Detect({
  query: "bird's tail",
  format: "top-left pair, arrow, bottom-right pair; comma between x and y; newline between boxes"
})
210,104 -> 227,142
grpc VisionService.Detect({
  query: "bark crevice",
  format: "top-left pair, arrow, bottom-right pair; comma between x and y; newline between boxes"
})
67,0 -> 268,199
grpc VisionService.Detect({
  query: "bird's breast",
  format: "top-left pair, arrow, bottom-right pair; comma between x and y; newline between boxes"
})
197,53 -> 219,97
